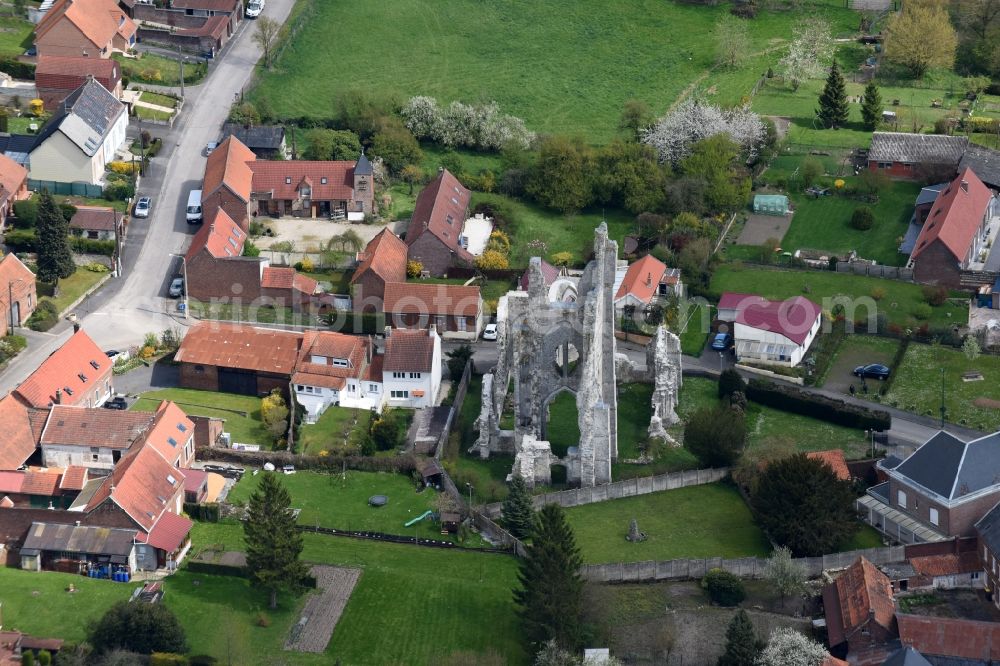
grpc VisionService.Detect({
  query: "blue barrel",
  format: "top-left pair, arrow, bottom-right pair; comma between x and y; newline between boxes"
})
114,571 -> 122,582
124,571 -> 131,582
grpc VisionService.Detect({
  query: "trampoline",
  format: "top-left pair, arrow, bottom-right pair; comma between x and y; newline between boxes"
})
368,495 -> 388,507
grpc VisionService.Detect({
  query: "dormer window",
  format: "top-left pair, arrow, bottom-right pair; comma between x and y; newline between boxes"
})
167,474 -> 176,485
90,360 -> 100,370
300,186 -> 311,198
78,373 -> 88,382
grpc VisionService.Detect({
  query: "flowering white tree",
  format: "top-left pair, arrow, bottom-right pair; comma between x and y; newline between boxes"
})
755,628 -> 829,666
401,96 -> 444,139
778,17 -> 836,90
400,96 -> 534,151
641,99 -> 766,165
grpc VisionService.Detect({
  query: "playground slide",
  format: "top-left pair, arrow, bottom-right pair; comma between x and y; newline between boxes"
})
404,510 -> 434,527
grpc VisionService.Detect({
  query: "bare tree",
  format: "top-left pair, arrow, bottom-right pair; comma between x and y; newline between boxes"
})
253,16 -> 283,68
715,15 -> 751,69
961,0 -> 1000,39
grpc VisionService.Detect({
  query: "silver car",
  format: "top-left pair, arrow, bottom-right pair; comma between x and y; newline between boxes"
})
168,277 -> 184,298
134,196 -> 151,218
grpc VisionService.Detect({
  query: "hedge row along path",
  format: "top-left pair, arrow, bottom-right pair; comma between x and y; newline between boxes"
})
284,565 -> 362,653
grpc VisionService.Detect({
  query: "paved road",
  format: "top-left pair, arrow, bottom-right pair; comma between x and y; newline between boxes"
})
0,5 -> 295,396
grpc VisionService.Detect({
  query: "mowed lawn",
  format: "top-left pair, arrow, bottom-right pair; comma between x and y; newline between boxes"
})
297,405 -> 373,455
886,343 -> 1000,430
131,387 -> 271,446
39,268 -> 107,316
251,0 -> 856,141
0,16 -> 35,58
563,482 -> 771,563
191,521 -> 527,664
710,265 -> 967,327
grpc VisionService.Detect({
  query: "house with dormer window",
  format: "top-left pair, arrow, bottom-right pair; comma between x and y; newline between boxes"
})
292,330 -> 382,422
404,168 -> 475,276
249,154 -> 374,221
12,328 -> 113,409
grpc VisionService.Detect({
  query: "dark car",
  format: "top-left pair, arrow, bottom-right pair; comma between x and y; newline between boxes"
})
853,363 -> 891,380
103,396 -> 128,410
710,332 -> 733,351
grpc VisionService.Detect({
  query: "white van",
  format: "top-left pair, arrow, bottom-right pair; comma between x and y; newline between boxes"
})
186,189 -> 203,224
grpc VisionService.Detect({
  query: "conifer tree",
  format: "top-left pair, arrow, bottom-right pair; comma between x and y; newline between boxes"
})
501,475 -> 535,540
717,609 -> 763,666
513,504 -> 584,651
860,81 -> 883,130
35,189 -> 75,285
244,473 -> 309,609
816,60 -> 849,129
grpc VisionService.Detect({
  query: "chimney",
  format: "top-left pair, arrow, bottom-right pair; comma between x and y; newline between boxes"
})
384,326 -> 392,339
961,180 -> 969,193
55,388 -> 62,404
646,272 -> 652,286
72,322 -> 80,333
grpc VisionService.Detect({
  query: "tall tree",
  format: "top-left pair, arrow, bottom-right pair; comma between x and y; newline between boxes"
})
717,609 -> 763,666
755,628 -> 829,666
860,81 -> 883,130
502,476 -> 535,540
763,545 -> 807,607
619,99 -> 654,141
884,0 -> 958,77
715,15 -> 751,69
684,405 -> 746,467
527,136 -> 595,213
753,453 -> 858,556
816,60 -> 849,129
302,129 -> 362,161
960,0 -> 1000,39
252,16 -> 283,69
778,17 -> 835,91
243,473 -> 309,609
35,189 -> 75,285
513,504 -> 584,651
88,601 -> 187,655
680,135 -> 751,213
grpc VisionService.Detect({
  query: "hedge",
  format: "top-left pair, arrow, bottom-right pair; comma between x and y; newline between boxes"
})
0,58 -> 35,80
70,236 -> 115,256
184,502 -> 221,522
745,378 -> 891,431
3,229 -> 36,250
26,300 -> 58,332
186,560 -> 246,578
197,447 -> 420,474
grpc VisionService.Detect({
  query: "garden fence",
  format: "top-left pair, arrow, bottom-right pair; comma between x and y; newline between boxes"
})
28,179 -> 103,198
836,261 -> 914,281
433,361 -> 473,461
481,467 -> 730,519
580,545 -> 906,582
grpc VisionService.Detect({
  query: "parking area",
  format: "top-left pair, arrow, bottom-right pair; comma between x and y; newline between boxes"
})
821,334 -> 900,395
255,218 -> 407,252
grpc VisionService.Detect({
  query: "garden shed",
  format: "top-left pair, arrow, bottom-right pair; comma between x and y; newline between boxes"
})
753,194 -> 789,216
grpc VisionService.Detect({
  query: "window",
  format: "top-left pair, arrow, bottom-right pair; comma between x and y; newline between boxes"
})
92,454 -> 99,462
332,358 -> 349,367
897,490 -> 907,508
457,317 -> 467,332
369,384 -> 379,391
87,230 -> 99,240
297,385 -> 305,391
973,571 -> 981,580
392,371 -> 405,379
194,365 -> 205,374
391,390 -> 409,399
929,507 -> 939,525
321,177 -> 327,184
348,384 -> 356,393
357,178 -> 368,191
409,372 -> 421,379
285,177 -> 292,184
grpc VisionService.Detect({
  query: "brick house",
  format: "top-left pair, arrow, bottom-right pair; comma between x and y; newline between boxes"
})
33,0 -> 137,59
202,135 -> 255,230
975,499 -> 1000,608
68,205 -> 123,241
0,468 -> 74,509
249,155 -> 374,221
35,56 -> 122,108
0,155 -> 29,230
383,282 -> 483,340
907,168 -> 997,289
867,132 -> 968,181
0,253 -> 36,337
404,168 -> 474,276
0,395 -> 42,470
859,430 -> 1000,543
350,228 -> 407,313
259,266 -> 318,309
132,0 -> 241,56
39,406 -> 156,470
822,557 -> 898,661
12,328 -> 113,409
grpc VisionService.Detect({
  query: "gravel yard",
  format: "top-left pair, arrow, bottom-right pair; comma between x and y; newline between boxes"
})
284,565 -> 362,653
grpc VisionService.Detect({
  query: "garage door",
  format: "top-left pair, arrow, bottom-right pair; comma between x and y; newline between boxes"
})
218,368 -> 257,395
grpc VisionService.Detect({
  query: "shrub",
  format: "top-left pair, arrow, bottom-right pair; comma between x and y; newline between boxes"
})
745,378 -> 891,430
718,369 -> 746,399
12,199 -> 38,227
870,286 -> 886,301
550,251 -> 572,266
921,284 -> 948,306
300,257 -> 314,272
406,259 -> 423,278
89,601 -> 187,654
703,568 -> 745,606
104,180 -> 135,202
255,612 -> 271,628
84,262 -> 110,272
3,228 -> 37,250
475,249 -> 509,270
26,300 -> 58,332
0,58 -> 36,80
69,237 -> 115,256
913,303 -> 933,320
141,345 -> 156,359
851,206 -> 875,230
149,654 -> 188,666
108,161 -> 139,175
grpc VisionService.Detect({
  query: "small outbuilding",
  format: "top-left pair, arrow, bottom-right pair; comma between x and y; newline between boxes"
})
420,459 -> 444,488
439,512 -> 460,534
752,194 -> 789,216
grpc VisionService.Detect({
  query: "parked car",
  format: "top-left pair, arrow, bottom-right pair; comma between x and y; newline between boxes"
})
134,196 -> 151,218
204,141 -> 218,156
282,465 -> 296,475
103,396 -> 128,410
23,46 -> 36,57
710,332 -> 733,351
482,323 -> 498,341
246,0 -> 264,17
168,277 -> 184,298
853,363 -> 891,380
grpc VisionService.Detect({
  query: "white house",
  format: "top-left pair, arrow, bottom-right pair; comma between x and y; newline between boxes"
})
28,78 -> 128,186
292,331 -> 383,423
383,327 -> 442,409
719,292 -> 822,367
612,254 -> 681,313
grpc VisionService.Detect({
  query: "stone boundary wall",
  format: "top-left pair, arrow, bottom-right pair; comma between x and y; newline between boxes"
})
580,545 -> 906,582
433,361 -> 472,460
481,467 -> 730,519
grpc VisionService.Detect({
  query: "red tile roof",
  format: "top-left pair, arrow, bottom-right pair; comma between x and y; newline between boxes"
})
0,155 -> 27,208
405,169 -> 473,262
912,168 -> 994,262
909,551 -> 981,577
363,354 -> 383,382
182,467 -> 207,493
292,331 -> 372,390
141,401 -> 194,467
823,557 -> 896,647
614,254 -> 667,303
261,266 -> 318,295
733,294 -> 821,346
140,509 -> 192,552
384,328 -> 436,373
35,55 -> 120,93
13,329 -> 112,408
59,465 -> 88,491
21,470 -> 61,496
351,228 -> 407,286
185,207 -> 245,261
0,496 -> 12,508
0,395 -> 38,470
519,259 -> 560,291
69,205 -> 121,232
0,471 -> 24,494
175,13 -> 229,39
807,450 -> 851,481
35,0 -> 136,49
203,135 -> 255,203
39,405 -> 154,449
175,321 -> 302,375
383,282 -> 481,317
0,254 -> 35,308
898,614 -> 1000,661
249,160 -> 358,201
86,441 -> 185,531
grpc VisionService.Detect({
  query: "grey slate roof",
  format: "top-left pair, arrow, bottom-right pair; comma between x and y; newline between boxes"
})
869,132 -> 969,166
975,499 -> 1000,554
960,143 -> 1000,189
22,521 -> 135,557
883,647 -> 934,666
220,123 -> 286,152
32,79 -> 124,157
354,152 -> 372,176
893,430 -> 1000,501
916,182 -> 948,207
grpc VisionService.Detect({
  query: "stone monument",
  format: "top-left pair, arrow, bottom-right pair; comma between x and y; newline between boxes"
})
647,326 -> 682,444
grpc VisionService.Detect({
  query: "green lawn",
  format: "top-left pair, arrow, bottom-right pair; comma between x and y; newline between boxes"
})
187,299 -> 304,326
139,91 -> 179,108
679,302 -> 711,356
546,391 -> 580,457
114,53 -> 207,86
134,105 -> 173,122
885,343 -> 1000,430
710,265 -> 966,327
839,524 -> 886,551
300,269 -> 353,293
250,0 -> 856,141
297,406 -> 373,455
41,267 -> 107,316
0,15 -> 35,58
131,387 -> 271,446
779,180 -> 921,266
563,482 -> 771,564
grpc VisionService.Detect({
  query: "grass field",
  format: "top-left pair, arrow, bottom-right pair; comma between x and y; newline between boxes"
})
134,105 -> 172,122
0,15 -> 34,58
114,53 -> 207,86
563,482 -> 771,563
679,302 -> 712,356
40,268 -> 107,315
546,391 -> 581,457
131,387 -> 270,446
250,0 -> 856,141
139,91 -> 179,108
710,265 -> 967,327
885,343 -> 1000,430
297,405 -> 373,455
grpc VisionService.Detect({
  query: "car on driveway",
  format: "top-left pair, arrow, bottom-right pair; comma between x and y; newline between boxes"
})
710,332 -> 733,351
482,323 -> 498,341
246,0 -> 264,17
104,396 -> 128,410
853,363 -> 891,380
134,196 -> 151,218
204,141 -> 218,156
168,277 -> 184,298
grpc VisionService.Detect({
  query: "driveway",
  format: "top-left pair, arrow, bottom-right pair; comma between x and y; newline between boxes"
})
0,0 -> 297,396
256,218 -> 407,251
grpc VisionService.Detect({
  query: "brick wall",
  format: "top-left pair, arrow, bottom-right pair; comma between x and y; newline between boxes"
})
407,234 -> 454,277
204,188 -> 251,231
912,241 -> 962,289
186,251 -> 263,302
889,477 -> 1000,537
352,272 -> 385,313
180,362 -> 219,392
